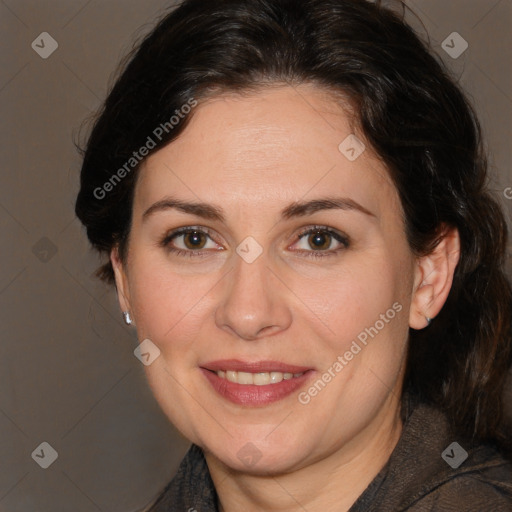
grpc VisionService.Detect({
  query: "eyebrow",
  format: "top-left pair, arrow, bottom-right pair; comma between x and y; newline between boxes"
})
142,195 -> 376,223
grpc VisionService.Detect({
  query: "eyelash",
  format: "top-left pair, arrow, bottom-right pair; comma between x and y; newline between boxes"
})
159,225 -> 350,259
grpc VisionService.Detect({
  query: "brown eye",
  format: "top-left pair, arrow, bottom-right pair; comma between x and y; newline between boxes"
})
307,231 -> 332,250
291,226 -> 350,258
161,226 -> 223,256
183,230 -> 208,249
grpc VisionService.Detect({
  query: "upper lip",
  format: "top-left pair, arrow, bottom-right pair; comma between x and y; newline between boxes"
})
201,359 -> 313,373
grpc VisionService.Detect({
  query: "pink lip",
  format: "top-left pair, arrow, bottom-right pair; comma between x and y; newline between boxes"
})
200,360 -> 315,406
201,359 -> 313,373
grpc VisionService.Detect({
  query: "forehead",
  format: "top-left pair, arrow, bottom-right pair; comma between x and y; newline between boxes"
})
135,84 -> 399,220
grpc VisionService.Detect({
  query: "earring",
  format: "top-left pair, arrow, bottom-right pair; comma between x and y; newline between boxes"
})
123,311 -> 132,325
426,316 -> 432,326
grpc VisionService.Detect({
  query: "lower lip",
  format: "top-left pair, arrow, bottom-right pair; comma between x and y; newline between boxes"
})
200,368 -> 314,406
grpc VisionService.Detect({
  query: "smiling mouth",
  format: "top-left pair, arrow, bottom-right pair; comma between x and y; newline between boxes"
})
201,362 -> 314,406
213,370 -> 305,385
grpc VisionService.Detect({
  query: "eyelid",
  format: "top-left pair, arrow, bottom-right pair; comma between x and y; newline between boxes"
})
160,224 -> 350,257
160,225 -> 223,248
290,225 -> 350,253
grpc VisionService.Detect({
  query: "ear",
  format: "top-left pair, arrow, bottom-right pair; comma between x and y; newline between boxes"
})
110,246 -> 133,323
409,225 -> 460,329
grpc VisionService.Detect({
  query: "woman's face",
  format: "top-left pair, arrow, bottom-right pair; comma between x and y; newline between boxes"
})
112,84 -> 419,473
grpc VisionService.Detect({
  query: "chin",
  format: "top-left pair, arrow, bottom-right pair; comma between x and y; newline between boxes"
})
204,430 -> 313,475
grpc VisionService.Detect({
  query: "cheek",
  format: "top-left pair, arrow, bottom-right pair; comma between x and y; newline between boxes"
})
128,262 -> 219,350
298,253 -> 404,344
127,238 -> 412,362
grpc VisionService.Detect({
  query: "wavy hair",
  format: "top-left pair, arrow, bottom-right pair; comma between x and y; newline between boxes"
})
75,0 -> 512,456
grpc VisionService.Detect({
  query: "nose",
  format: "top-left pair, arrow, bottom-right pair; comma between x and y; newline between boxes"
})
214,250 -> 292,341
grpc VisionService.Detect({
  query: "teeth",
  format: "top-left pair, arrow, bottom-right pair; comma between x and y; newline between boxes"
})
253,372 -> 270,385
237,371 -> 254,385
270,372 -> 283,384
215,370 -> 305,385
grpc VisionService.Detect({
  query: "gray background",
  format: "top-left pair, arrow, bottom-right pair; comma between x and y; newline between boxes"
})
1,0 -> 511,510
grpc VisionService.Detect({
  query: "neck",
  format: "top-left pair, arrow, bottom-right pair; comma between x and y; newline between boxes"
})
205,392 -> 403,512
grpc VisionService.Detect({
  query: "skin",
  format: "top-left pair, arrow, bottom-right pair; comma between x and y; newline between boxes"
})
111,84 -> 460,512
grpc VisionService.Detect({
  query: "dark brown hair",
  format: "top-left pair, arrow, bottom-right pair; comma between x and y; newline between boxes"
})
75,0 -> 512,456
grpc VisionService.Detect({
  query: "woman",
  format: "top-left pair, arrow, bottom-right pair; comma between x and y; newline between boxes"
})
75,0 -> 512,510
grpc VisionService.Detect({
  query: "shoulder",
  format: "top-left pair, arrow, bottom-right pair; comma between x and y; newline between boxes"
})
352,395 -> 512,511
406,445 -> 512,511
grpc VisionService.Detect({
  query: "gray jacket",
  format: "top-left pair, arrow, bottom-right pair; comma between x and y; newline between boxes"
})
148,393 -> 512,511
